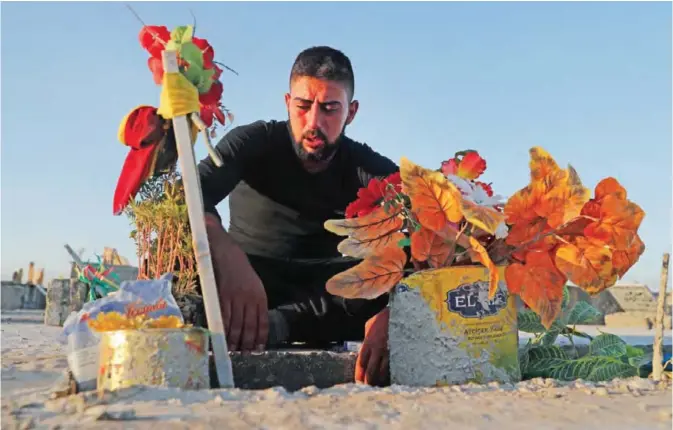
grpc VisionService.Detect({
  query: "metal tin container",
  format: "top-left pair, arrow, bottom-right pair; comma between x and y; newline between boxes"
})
97,327 -> 210,391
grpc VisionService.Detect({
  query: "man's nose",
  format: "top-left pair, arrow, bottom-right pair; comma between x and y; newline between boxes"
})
306,103 -> 323,129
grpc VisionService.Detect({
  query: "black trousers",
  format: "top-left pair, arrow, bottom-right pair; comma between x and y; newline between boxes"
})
247,254 -> 389,346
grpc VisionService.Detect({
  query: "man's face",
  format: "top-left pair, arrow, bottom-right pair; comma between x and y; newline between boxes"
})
285,76 -> 359,166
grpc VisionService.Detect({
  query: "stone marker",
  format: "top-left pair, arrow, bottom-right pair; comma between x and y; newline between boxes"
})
45,279 -> 72,326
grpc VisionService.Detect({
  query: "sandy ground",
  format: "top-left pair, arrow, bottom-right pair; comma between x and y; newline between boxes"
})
2,310 -> 672,430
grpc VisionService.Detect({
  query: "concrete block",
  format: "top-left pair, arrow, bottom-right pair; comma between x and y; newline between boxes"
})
605,312 -> 653,330
45,279 -> 72,326
1,282 -> 46,310
214,350 -> 357,391
68,280 -> 88,314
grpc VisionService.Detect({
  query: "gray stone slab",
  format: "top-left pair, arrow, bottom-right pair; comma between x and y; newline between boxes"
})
216,350 -> 358,391
1,282 -> 46,310
44,279 -> 72,326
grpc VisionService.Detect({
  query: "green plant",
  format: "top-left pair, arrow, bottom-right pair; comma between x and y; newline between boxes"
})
518,286 -> 651,381
124,170 -> 198,295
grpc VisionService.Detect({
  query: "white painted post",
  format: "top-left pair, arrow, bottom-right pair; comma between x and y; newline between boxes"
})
161,49 -> 234,388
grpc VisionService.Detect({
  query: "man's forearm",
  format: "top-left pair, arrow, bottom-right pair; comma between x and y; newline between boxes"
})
204,212 -> 257,284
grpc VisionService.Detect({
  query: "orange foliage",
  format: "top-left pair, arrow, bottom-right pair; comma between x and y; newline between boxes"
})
322,147 -> 645,321
503,148 -> 645,325
411,226 -> 455,268
468,236 -> 499,299
554,237 -> 617,295
399,157 -> 463,232
325,245 -> 408,299
505,251 -> 567,328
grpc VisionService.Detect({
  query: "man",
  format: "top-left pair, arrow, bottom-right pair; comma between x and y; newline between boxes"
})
198,46 -> 397,386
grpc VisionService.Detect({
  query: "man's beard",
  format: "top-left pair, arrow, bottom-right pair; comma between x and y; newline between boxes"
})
289,123 -> 345,163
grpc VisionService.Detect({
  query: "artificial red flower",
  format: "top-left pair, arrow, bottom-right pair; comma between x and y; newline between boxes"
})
345,172 -> 402,218
199,81 -> 223,105
200,104 -> 227,128
148,57 -> 164,85
441,151 -> 487,180
193,37 -> 215,68
139,25 -> 170,59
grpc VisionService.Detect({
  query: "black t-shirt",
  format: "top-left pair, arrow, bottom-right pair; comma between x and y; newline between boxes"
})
198,120 -> 399,260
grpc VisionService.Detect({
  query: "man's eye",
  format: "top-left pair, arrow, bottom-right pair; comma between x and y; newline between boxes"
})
322,104 -> 339,112
296,104 -> 311,110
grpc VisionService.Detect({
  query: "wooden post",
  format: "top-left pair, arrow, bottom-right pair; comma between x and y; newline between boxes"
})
652,253 -> 670,381
161,49 -> 234,389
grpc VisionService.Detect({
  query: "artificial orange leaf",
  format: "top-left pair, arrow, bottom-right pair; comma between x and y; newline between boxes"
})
504,185 -> 543,225
410,226 -> 455,268
324,205 -> 403,241
595,177 -> 627,201
581,177 -> 627,218
554,238 -> 617,295
528,147 -> 568,191
337,231 -> 406,259
461,198 -> 506,236
583,194 -> 645,250
433,223 -> 471,250
468,236 -> 499,299
536,165 -> 590,228
554,215 -> 593,238
326,245 -> 408,299
505,251 -> 567,328
506,217 -> 555,249
612,233 -> 645,279
400,157 -> 463,232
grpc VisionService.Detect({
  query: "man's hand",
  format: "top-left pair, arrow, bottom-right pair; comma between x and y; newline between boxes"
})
355,307 -> 390,386
217,263 -> 269,352
206,213 -> 269,352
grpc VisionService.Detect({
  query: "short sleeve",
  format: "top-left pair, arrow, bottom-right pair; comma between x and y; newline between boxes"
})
198,120 -> 271,220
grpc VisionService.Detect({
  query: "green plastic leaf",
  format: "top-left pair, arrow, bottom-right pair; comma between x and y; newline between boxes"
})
588,333 -> 628,357
166,40 -> 179,52
524,358 -> 568,379
626,345 -> 645,359
182,65 -> 203,87
180,42 -> 203,68
397,237 -> 411,248
541,319 -> 567,346
528,345 -> 569,361
548,356 -> 618,381
518,309 -> 546,333
518,344 -> 531,374
586,359 -> 638,382
561,285 -> 571,310
566,301 -> 602,325
171,25 -> 193,43
628,351 -> 652,370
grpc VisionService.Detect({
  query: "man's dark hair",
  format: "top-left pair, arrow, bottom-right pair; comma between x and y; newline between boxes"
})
289,46 -> 355,99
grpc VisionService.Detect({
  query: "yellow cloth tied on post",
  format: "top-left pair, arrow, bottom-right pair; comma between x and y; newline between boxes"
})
158,71 -> 200,119
157,71 -> 200,142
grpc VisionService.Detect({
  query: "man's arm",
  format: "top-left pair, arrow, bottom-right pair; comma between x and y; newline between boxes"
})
198,120 -> 272,352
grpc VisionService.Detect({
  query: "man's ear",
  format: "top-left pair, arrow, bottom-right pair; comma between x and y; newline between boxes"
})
346,100 -> 359,126
284,93 -> 291,110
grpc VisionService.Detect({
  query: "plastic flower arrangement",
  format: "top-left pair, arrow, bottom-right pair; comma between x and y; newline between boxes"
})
112,23 -> 233,215
324,147 -> 645,327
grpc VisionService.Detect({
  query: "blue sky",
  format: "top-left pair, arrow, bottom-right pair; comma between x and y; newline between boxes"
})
2,2 -> 671,289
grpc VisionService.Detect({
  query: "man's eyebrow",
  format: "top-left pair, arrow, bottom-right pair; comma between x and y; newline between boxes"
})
293,97 -> 342,106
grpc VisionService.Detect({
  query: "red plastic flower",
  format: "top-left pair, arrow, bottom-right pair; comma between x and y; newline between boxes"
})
200,104 -> 226,128
199,81 -> 223,105
345,172 -> 402,218
441,151 -> 487,180
139,26 -> 170,59
148,57 -> 164,85
193,37 -> 215,68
